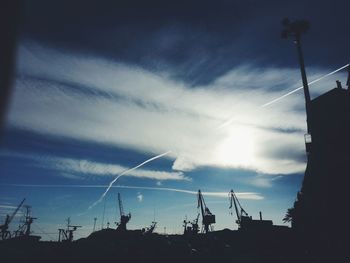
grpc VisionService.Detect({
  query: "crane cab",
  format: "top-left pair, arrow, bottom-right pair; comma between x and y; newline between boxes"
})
203,208 -> 216,225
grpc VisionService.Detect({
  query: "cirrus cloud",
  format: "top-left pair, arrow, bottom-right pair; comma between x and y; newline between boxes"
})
7,42 -> 345,175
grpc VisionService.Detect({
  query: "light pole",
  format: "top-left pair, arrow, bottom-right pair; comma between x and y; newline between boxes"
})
282,19 -> 311,125
282,18 -> 312,153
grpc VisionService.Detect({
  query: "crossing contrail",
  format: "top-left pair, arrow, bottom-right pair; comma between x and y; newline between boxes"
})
218,63 -> 349,129
262,63 -> 350,107
88,151 -> 171,209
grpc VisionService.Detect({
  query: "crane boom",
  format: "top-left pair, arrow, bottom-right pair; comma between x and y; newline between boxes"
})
229,190 -> 241,222
229,190 -> 248,222
8,198 -> 25,225
197,190 -> 205,218
1,198 -> 25,240
229,189 -> 251,229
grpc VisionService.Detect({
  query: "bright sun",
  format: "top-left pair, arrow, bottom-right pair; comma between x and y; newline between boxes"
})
215,126 -> 255,168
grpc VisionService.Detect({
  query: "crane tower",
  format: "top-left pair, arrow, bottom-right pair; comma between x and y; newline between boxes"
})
116,192 -> 131,232
197,190 -> 215,233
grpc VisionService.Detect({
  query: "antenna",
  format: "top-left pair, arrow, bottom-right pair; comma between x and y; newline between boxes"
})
58,218 -> 81,242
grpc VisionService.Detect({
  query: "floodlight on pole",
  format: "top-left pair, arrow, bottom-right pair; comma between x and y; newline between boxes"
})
282,18 -> 311,131
282,18 -> 312,154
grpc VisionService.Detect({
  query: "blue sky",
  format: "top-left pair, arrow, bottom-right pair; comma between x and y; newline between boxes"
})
1,0 -> 349,240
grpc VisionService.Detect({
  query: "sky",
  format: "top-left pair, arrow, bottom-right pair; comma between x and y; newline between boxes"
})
0,0 -> 349,240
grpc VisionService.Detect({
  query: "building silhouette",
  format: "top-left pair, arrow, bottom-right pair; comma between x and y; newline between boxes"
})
290,79 -> 350,257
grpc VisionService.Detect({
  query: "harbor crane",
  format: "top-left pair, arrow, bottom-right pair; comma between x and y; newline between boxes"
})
58,217 -> 82,242
229,189 -> 272,231
197,190 -> 215,233
142,221 -> 157,235
229,189 -> 249,229
116,192 -> 131,232
183,213 -> 200,236
142,208 -> 157,235
0,198 -> 25,240
14,205 -> 37,238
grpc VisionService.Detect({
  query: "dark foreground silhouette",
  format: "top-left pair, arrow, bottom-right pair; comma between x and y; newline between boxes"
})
1,228 -> 302,263
281,19 -> 350,263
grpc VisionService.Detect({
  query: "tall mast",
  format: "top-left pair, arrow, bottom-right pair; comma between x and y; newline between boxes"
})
282,18 -> 311,133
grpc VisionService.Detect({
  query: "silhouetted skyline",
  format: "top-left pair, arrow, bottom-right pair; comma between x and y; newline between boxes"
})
0,0 -> 349,240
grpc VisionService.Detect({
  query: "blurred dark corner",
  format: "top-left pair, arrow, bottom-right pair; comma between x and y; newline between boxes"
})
0,0 -> 23,137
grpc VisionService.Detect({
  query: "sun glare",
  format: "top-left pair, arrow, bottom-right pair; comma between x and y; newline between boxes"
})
215,126 -> 255,168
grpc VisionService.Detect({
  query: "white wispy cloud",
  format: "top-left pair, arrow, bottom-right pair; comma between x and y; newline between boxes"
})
7,42 -> 346,175
45,155 -> 188,181
0,205 -> 18,209
0,150 -> 189,181
0,183 -> 264,200
0,204 -> 24,218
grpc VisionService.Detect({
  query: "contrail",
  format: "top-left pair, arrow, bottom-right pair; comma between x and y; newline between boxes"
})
218,63 -> 349,129
88,151 -> 171,209
0,183 -> 263,200
262,63 -> 350,107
